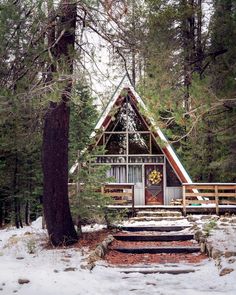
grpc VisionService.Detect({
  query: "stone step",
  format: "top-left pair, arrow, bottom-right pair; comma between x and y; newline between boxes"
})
113,246 -> 200,254
99,263 -> 198,275
136,211 -> 182,217
113,234 -> 194,242
121,226 -> 190,232
120,268 -> 196,275
131,216 -> 185,222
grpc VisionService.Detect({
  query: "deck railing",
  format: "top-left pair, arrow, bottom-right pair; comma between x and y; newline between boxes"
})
182,183 -> 236,215
102,183 -> 134,211
68,182 -> 134,209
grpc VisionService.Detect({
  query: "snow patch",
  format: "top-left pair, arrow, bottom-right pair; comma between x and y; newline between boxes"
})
82,224 -> 107,233
0,217 -> 236,295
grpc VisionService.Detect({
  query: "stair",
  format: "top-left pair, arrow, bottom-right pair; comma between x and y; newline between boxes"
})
136,210 -> 182,217
99,263 -> 198,275
129,209 -> 185,222
113,233 -> 194,241
131,216 -> 185,222
113,246 -> 200,254
120,268 -> 196,275
105,211 -> 206,270
121,226 -> 190,232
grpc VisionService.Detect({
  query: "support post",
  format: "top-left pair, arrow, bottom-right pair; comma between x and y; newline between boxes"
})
215,185 -> 219,216
132,185 -> 135,217
183,185 -> 186,216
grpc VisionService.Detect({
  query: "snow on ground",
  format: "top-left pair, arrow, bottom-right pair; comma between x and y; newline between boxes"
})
0,217 -> 236,295
208,217 -> 236,253
121,218 -> 190,227
188,215 -> 236,253
82,223 -> 107,233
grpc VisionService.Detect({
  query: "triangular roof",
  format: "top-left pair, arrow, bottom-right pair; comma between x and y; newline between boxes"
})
92,80 -> 192,184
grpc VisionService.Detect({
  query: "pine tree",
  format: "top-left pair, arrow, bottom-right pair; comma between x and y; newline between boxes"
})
0,1 -> 45,227
42,1 -> 78,246
69,82 -> 113,233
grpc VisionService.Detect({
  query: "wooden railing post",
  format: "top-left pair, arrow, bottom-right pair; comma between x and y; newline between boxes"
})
183,185 -> 186,216
215,185 -> 219,215
101,185 -> 104,195
132,185 -> 135,217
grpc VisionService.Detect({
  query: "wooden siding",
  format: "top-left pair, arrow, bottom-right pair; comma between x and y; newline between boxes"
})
134,183 -> 145,205
166,160 -> 182,186
165,187 -> 182,205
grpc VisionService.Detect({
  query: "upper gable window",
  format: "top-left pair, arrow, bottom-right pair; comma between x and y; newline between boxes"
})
96,93 -> 164,156
128,133 -> 150,154
106,96 -> 149,132
106,102 -> 127,132
127,101 -> 149,132
105,133 -> 126,154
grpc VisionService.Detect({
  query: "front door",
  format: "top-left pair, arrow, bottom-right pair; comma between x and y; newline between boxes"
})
145,165 -> 164,205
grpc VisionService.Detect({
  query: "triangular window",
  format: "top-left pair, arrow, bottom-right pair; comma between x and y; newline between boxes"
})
97,95 -> 164,155
127,100 -> 149,131
106,102 -> 127,132
106,96 -> 149,132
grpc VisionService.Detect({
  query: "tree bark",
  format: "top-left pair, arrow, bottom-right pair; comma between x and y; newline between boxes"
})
42,1 -> 78,246
0,200 -> 3,227
43,101 -> 77,245
181,0 -> 196,112
196,0 -> 203,76
25,200 -> 30,226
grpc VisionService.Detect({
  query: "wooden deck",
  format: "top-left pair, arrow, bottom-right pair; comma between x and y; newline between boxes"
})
69,182 -> 236,215
104,182 -> 236,215
182,183 -> 236,215
107,204 -> 236,215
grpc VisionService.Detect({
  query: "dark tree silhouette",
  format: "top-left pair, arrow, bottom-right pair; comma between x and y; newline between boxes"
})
42,1 -> 78,246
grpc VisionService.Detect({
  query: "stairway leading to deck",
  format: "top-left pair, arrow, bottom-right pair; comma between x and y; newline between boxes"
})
105,210 -> 206,274
131,210 -> 185,222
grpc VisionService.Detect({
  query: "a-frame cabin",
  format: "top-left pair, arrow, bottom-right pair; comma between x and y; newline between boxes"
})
91,83 -> 192,206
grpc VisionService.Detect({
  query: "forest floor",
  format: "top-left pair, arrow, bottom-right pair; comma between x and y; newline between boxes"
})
0,216 -> 236,295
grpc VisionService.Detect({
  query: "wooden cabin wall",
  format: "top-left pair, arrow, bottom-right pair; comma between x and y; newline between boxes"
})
165,160 -> 182,204
165,187 -> 182,205
134,183 -> 144,205
166,160 -> 182,187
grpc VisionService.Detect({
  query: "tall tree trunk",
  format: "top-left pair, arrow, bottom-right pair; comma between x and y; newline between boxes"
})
14,198 -> 19,229
25,200 -> 30,226
196,0 -> 203,76
131,0 -> 136,87
13,153 -> 20,228
43,101 -> 77,245
18,200 -> 23,228
42,1 -> 78,246
181,0 -> 196,112
0,199 -> 3,227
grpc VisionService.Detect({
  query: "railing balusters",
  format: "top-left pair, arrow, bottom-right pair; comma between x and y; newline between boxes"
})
215,185 -> 219,215
103,183 -> 134,207
183,185 -> 186,216
182,183 -> 236,214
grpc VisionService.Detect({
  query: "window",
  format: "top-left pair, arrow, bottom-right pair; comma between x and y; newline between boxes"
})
127,101 -> 148,131
128,165 -> 142,183
106,165 -> 126,183
105,133 -> 126,154
129,133 -> 150,154
106,103 -> 127,132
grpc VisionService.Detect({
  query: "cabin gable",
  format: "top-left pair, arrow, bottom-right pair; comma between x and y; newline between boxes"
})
92,85 -> 192,205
